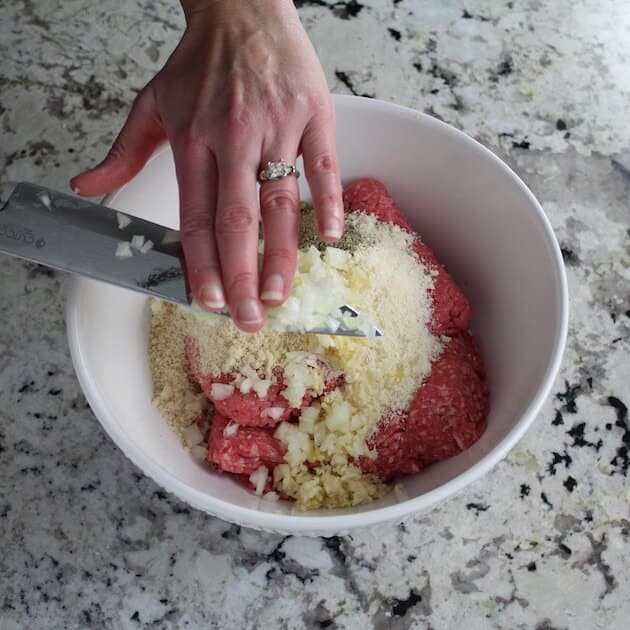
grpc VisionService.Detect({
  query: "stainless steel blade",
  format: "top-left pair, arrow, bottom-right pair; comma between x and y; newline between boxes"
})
0,182 -> 188,304
0,182 -> 381,337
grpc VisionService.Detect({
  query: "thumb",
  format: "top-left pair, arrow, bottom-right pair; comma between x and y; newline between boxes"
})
70,87 -> 165,196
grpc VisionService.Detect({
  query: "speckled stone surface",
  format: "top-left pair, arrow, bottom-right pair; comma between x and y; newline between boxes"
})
1,1 -> 629,628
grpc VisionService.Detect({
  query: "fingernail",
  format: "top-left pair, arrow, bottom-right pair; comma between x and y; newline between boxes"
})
261,274 -> 284,301
237,298 -> 264,324
200,283 -> 225,310
323,228 -> 343,240
322,216 -> 343,240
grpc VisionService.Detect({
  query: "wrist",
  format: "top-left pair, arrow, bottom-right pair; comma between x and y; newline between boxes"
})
180,0 -> 296,25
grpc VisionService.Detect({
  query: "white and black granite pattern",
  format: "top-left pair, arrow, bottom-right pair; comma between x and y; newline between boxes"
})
1,0 -> 629,628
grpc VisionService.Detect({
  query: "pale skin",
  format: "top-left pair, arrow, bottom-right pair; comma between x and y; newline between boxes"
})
70,0 -> 343,332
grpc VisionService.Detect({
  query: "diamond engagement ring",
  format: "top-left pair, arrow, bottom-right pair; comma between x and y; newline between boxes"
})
258,160 -> 300,183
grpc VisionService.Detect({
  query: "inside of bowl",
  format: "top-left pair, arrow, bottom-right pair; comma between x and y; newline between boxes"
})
73,98 -> 565,521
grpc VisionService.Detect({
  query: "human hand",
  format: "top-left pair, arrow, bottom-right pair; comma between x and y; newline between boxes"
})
70,0 -> 343,332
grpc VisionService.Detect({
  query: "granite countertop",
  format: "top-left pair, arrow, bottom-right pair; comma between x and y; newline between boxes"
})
1,1 -> 629,628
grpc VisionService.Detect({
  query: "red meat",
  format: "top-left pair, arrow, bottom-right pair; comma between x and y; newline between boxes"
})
206,413 -> 285,475
441,330 -> 486,378
360,333 -> 489,480
343,178 -> 472,335
342,178 -> 415,232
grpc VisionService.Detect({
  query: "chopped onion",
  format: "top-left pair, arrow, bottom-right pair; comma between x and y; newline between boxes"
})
210,383 -> 234,400
130,234 -> 145,250
323,246 -> 350,269
249,465 -> 268,496
237,366 -> 271,397
190,445 -> 207,462
273,463 -> 290,485
298,406 -> 319,434
263,244 -> 373,335
140,239 -> 154,254
261,407 -> 284,421
325,400 -> 352,433
285,351 -> 319,368
183,423 -> 203,447
274,421 -> 313,466
331,453 -> 348,467
116,212 -> 132,229
38,192 -> 52,210
252,378 -> 271,398
239,379 -> 253,394
323,317 -> 340,333
115,241 -> 133,258
263,491 -> 279,502
223,421 -> 239,437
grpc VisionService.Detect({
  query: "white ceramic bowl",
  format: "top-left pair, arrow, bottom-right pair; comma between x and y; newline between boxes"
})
66,95 -> 568,535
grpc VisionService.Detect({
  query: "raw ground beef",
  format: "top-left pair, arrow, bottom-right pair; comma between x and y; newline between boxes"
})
206,413 -> 285,475
185,339 -> 294,427
343,178 -> 472,336
188,177 -> 489,495
359,332 -> 489,479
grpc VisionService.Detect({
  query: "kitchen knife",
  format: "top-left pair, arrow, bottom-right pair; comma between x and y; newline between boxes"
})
0,182 -> 381,337
0,181 -> 188,303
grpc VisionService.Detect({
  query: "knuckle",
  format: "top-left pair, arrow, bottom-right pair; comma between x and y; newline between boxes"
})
304,91 -> 332,116
298,87 -> 334,117
264,247 -> 293,265
227,270 -> 257,293
132,88 -> 151,111
224,105 -> 252,142
175,129 -> 207,157
180,209 -> 213,236
260,189 -> 299,216
215,205 -> 256,234
314,192 -> 342,211
308,151 -> 338,177
190,261 -> 221,276
107,139 -> 127,162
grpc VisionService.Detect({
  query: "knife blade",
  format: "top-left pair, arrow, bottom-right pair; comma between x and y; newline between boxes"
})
0,182 -> 189,304
0,182 -> 381,337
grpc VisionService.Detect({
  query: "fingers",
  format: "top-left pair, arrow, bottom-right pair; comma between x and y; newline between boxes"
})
173,141 -> 224,312
300,107 -> 344,242
215,150 -> 265,332
259,148 -> 301,307
70,88 -> 164,196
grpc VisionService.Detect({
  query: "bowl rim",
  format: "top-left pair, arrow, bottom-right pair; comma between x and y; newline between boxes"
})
66,94 -> 569,534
